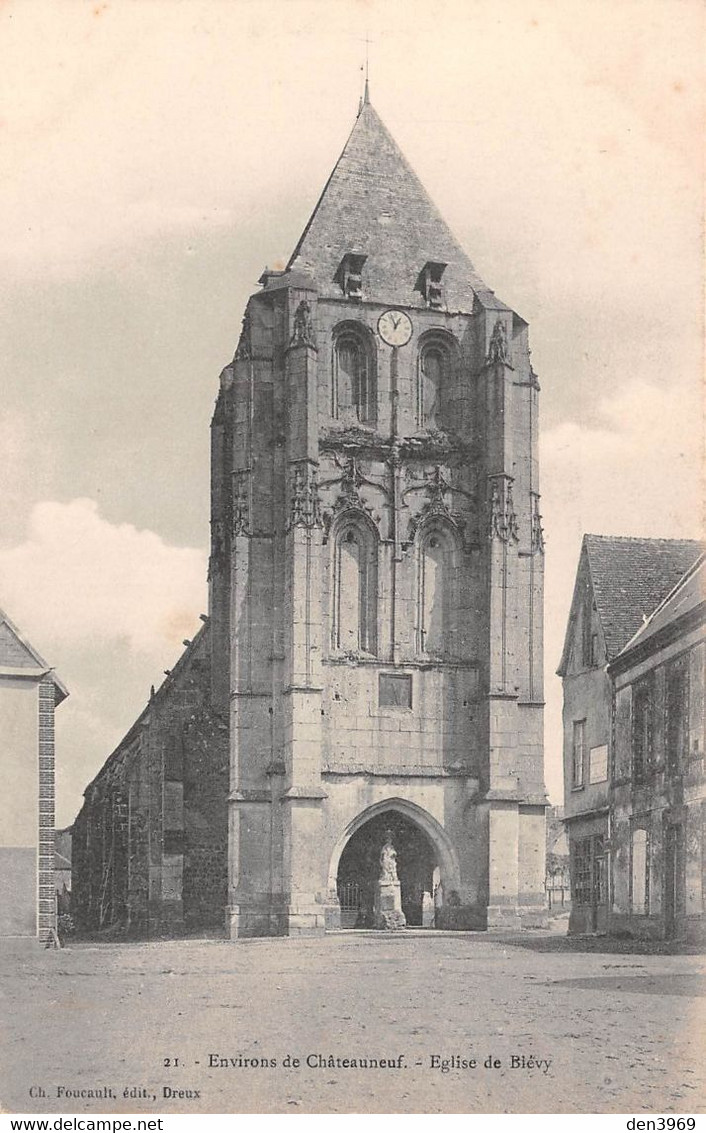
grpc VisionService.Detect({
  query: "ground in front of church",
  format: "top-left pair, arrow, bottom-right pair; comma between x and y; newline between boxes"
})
2,928 -> 704,1114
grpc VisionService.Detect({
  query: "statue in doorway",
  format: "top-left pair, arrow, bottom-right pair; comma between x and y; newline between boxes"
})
379,831 -> 399,884
374,829 -> 406,929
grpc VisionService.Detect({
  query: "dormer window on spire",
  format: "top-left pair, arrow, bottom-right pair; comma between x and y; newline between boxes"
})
416,261 -> 447,309
335,253 -> 367,301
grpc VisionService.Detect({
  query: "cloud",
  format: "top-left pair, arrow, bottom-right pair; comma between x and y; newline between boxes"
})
0,498 -> 207,824
0,498 -> 207,658
541,378 -> 702,545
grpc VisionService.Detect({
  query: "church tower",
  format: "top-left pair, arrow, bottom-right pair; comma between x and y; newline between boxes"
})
210,96 -> 547,937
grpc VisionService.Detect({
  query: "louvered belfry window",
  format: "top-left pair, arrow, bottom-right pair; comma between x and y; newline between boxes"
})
333,327 -> 375,424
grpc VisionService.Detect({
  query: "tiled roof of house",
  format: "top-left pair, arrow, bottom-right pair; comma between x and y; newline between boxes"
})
615,553 -> 705,660
585,535 -> 703,659
287,99 -> 509,313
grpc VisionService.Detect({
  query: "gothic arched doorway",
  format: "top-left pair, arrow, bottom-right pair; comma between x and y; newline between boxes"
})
336,809 -> 437,927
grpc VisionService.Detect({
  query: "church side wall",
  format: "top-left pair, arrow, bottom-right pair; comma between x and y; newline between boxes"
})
72,626 -> 228,938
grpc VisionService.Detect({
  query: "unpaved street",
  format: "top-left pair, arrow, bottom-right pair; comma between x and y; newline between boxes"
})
1,931 -> 704,1114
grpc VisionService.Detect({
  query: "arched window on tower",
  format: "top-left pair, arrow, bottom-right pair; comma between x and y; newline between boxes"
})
332,326 -> 376,424
332,519 -> 377,655
417,339 -> 453,431
416,524 -> 458,657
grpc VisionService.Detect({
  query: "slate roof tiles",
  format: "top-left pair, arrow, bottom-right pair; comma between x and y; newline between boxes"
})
584,535 -> 703,660
287,100 -> 508,313
615,552 -> 705,659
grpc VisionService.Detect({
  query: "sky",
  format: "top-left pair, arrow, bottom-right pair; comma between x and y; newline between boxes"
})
0,0 -> 703,826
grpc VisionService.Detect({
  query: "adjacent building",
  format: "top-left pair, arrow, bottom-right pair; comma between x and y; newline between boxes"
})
558,535 -> 703,938
0,607 -> 68,942
610,554 -> 705,943
74,94 -> 549,937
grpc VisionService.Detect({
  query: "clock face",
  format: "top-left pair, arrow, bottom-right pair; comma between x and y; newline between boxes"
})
377,309 -> 413,347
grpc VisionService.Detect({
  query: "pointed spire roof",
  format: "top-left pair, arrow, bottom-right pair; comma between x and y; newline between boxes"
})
286,102 -> 507,313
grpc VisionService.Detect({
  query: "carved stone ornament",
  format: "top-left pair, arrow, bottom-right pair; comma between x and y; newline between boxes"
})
531,493 -> 545,554
489,480 -> 503,540
234,311 -> 252,362
335,454 -> 385,511
428,465 -> 451,507
486,317 -> 511,366
400,430 -> 475,463
232,470 -> 251,537
319,426 -> 383,453
289,462 -> 323,530
488,476 -> 519,544
207,518 -> 228,579
289,299 -> 317,350
506,483 -> 520,542
337,455 -> 365,507
319,453 -> 387,540
403,464 -> 473,550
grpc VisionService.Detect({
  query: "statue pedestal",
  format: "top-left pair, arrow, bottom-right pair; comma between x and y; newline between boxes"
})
374,880 -> 406,930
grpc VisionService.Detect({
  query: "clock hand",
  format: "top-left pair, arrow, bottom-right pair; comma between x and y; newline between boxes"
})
391,314 -> 401,329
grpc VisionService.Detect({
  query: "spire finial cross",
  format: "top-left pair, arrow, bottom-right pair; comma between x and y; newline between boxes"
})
364,33 -> 371,103
357,33 -> 372,112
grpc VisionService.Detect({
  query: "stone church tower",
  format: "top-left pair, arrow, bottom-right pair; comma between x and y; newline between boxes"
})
210,95 -> 547,937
